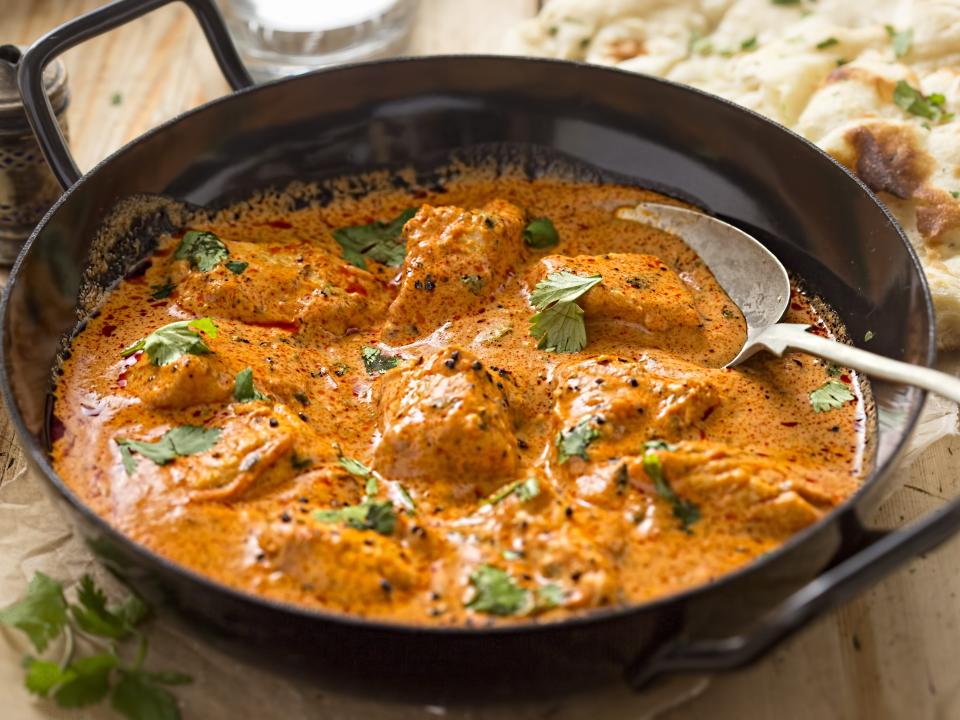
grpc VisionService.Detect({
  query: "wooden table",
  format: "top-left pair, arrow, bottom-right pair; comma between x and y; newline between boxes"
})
4,2 -> 960,718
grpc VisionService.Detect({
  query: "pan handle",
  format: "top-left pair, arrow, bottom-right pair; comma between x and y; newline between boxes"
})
628,492 -> 960,688
18,0 -> 254,190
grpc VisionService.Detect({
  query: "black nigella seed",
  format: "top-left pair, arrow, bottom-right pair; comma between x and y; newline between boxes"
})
380,579 -> 393,594
269,418 -> 279,427
517,439 -> 529,449
424,275 -> 436,291
280,511 -> 292,523
414,280 -> 423,289
298,496 -> 309,503
565,506 -> 574,518
298,413 -> 309,422
472,360 -> 483,371
629,378 -> 639,387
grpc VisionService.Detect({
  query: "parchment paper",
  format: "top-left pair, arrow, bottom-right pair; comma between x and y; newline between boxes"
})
2,359 -> 957,719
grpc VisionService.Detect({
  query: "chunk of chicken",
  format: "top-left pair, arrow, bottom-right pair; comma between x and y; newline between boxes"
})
551,356 -> 721,466
124,352 -> 233,410
373,346 -> 518,505
529,253 -> 702,332
383,200 -> 526,342
173,240 -> 388,337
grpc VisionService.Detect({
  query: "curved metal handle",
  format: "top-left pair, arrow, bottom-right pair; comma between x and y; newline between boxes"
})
17,0 -> 254,190
738,323 -> 960,404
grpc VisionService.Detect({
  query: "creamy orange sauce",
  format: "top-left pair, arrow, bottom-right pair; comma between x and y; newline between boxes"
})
52,174 -> 867,625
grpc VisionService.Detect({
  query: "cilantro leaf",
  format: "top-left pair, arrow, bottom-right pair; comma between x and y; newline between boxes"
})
396,483 -> 416,514
332,207 -> 417,269
24,657 -> 65,696
465,565 -> 530,616
361,346 -> 400,375
70,575 -> 135,639
522,217 -> 559,248
0,572 -> 67,652
556,419 -> 601,463
233,367 -> 267,402
111,669 -> 181,720
314,500 -> 397,535
460,274 -> 484,294
893,80 -> 954,123
116,426 -> 221,475
816,37 -> 838,49
642,450 -> 700,533
224,260 -> 248,275
483,477 -> 540,505
529,271 -> 602,308
537,583 -> 565,608
336,453 -> 379,496
53,653 -> 118,708
809,379 -> 855,412
149,281 -> 176,300
120,317 -> 218,367
740,35 -> 757,51
174,230 -> 229,272
885,25 -> 913,58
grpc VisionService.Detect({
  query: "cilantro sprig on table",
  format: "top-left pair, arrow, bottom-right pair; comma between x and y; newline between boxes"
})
528,271 -> 602,353
333,207 -> 418,269
121,317 -> 218,367
0,573 -> 191,720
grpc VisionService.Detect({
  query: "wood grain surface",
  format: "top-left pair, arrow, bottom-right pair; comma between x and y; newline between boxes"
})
2,1 -> 960,718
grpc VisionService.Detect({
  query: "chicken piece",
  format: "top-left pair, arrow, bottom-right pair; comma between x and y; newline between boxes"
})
373,346 -> 519,505
257,518 -> 429,611
550,356 -> 721,466
383,200 -> 526,342
618,441 -> 836,539
123,352 -> 233,410
528,253 -> 702,332
173,239 -> 388,337
171,404 -> 333,502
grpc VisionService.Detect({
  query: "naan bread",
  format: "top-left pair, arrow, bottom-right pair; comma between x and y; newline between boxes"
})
508,0 -> 960,348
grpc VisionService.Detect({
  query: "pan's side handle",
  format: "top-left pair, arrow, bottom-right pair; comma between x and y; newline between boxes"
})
628,494 -> 960,688
18,0 -> 254,190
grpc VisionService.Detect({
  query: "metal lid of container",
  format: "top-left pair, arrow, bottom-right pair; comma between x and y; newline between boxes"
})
0,44 -> 69,135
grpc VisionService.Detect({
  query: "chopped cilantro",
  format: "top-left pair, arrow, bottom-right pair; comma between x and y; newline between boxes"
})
110,92 -> 122,106
174,230 -> 229,272
556,419 -> 601,463
952,191 -> 960,199
233,367 -> 267,402
537,583 -> 565,608
120,317 -> 217,367
333,362 -> 351,377
864,330 -> 875,342
225,260 -> 248,275
314,500 -> 397,535
740,35 -> 757,51
460,274 -> 485,294
116,425 -> 221,475
771,0 -> 801,5
816,37 -> 839,50
893,80 -> 954,123
885,25 -> 913,58
149,281 -> 176,300
484,477 -> 540,505
522,217 -> 559,248
465,565 -> 530,616
826,362 -> 844,377
396,483 -> 417,514
332,207 -> 417,269
529,271 -> 601,354
642,450 -> 700,533
361,346 -> 400,375
809,379 -> 855,412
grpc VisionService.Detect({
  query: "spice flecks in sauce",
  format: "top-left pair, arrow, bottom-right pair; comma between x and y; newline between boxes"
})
52,174 -> 867,624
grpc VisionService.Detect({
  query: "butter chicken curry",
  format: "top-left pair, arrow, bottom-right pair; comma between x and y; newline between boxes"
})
52,172 -> 867,625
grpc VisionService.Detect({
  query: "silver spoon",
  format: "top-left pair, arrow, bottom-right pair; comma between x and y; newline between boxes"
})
616,202 -> 960,403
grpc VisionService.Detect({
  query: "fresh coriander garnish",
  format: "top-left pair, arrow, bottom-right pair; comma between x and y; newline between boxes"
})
149,281 -> 176,300
0,572 -> 190,718
893,80 -> 954,123
333,362 -> 351,377
120,317 -> 217,367
642,448 -> 700,533
864,330 -> 875,342
337,452 -> 378,495
233,367 -> 267,402
740,35 -> 757,51
816,37 -> 839,49
483,477 -> 540,505
332,207 -> 417,269
460,274 -> 484,294
522,217 -> 559,248
396,484 -> 417,514
174,230 -> 229,272
826,362 -> 843,377
809,379 -> 855,412
885,25 -> 913,58
529,271 -> 602,353
557,419 -> 601,463
771,0 -> 801,5
314,500 -> 396,535
537,583 -> 565,608
224,260 -> 248,275
361,346 -> 400,375
952,191 -> 960,199
116,425 -> 221,475
465,565 -> 530,616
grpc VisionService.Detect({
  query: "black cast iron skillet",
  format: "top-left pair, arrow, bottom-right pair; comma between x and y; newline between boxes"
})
5,0 -> 960,705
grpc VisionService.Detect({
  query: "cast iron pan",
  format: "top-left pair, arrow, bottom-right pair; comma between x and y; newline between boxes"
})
4,0 -> 959,705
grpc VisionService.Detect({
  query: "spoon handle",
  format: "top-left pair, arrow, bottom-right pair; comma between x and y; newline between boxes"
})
744,323 -> 960,404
